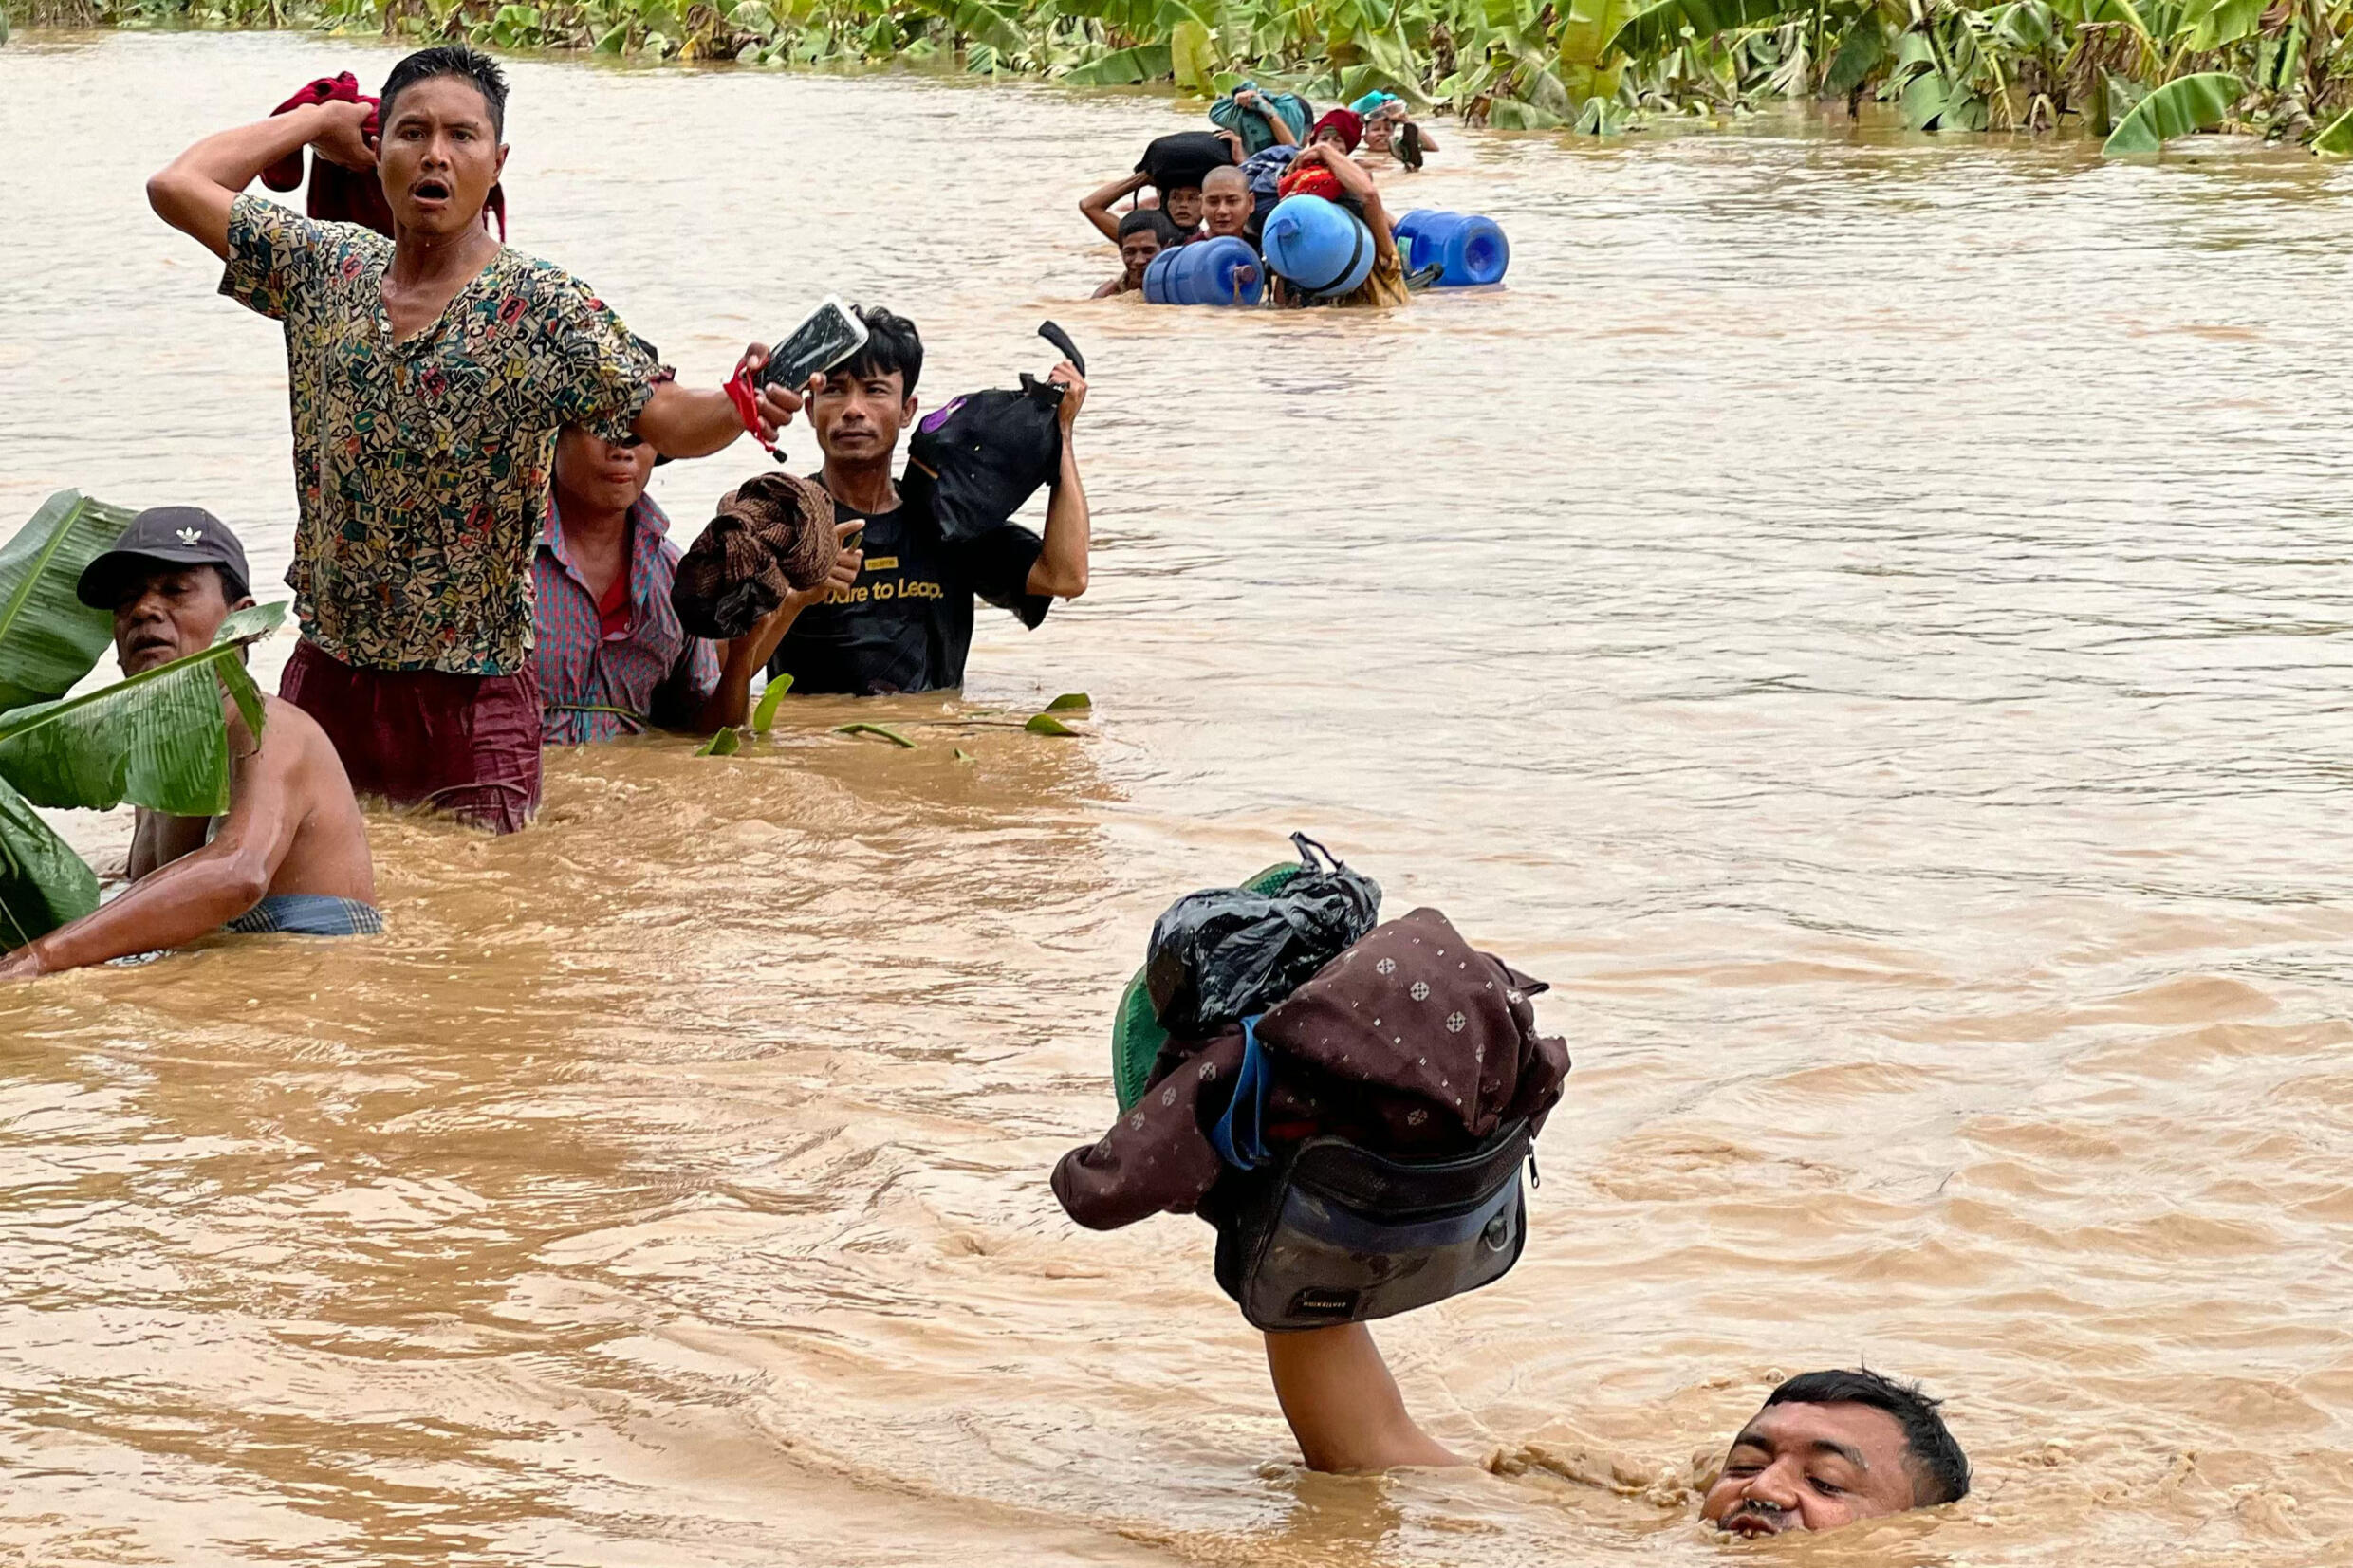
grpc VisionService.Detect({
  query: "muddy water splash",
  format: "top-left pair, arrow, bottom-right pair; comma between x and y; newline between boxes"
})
4,28 -> 2353,1568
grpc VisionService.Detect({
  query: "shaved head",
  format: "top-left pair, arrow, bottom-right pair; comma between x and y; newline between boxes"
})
1201,164 -> 1252,239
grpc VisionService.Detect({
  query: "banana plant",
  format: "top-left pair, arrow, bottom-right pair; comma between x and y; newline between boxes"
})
0,491 -> 135,716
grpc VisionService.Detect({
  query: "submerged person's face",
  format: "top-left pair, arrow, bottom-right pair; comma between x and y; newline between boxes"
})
377,73 -> 506,240
553,428 -> 654,516
1120,230 -> 1165,286
811,366 -> 914,468
1363,117 -> 1395,152
1161,186 -> 1204,230
1699,1401 -> 1920,1538
111,566 -> 248,676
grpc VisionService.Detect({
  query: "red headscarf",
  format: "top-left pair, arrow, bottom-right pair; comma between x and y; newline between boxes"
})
1310,108 -> 1364,153
1276,158 -> 1344,203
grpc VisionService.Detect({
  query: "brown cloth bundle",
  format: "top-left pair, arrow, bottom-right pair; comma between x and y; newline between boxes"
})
670,473 -> 840,640
1053,907 -> 1570,1231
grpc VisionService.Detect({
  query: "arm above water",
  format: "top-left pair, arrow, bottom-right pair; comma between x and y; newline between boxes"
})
1264,1324 -> 1471,1473
146,100 -> 374,262
1025,363 -> 1090,600
1081,172 -> 1150,242
0,704 -> 308,977
1292,144 -> 1399,267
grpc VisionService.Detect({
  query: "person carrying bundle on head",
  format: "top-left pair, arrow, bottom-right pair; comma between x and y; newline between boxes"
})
1078,130 -> 1235,249
144,45 -> 809,834
1259,120 -> 1412,309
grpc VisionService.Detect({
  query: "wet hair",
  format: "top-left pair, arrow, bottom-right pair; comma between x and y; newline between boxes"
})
1118,209 -> 1182,248
1762,1370 -> 1970,1506
380,46 -> 510,139
838,306 -> 923,397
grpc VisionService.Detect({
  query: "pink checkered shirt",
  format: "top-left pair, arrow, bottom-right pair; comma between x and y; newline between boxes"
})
532,495 -> 720,745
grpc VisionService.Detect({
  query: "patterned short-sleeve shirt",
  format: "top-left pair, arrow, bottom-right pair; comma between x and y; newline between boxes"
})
220,193 -> 662,675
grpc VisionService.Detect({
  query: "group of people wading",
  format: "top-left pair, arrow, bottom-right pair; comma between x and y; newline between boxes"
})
2,47 -> 1088,973
4,46 -> 1975,1544
1083,87 -> 1437,305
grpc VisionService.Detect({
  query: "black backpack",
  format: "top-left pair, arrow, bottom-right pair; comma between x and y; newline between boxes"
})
905,322 -> 1086,547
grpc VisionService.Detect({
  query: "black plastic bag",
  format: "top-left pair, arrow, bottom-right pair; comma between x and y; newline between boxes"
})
1136,130 -> 1236,194
906,322 -> 1085,547
1144,834 -> 1380,1039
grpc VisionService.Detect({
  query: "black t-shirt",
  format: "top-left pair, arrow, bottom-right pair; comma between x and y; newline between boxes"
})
766,474 -> 1051,696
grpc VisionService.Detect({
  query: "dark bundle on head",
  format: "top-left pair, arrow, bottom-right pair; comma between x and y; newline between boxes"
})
837,305 -> 923,396
1763,1370 -> 1971,1506
670,472 -> 840,640
1118,208 -> 1184,249
381,45 -> 510,137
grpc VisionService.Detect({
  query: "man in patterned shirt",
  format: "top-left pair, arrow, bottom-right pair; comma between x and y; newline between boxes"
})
145,46 -> 806,833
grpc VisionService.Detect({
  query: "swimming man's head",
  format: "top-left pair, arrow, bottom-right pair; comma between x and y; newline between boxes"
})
1700,1369 -> 1969,1538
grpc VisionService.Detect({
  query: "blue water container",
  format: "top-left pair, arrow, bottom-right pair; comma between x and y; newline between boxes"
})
1141,236 -> 1265,306
1394,209 -> 1510,286
1260,194 -> 1376,300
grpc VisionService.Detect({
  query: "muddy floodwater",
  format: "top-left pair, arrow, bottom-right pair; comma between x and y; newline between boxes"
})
5,28 -> 2353,1567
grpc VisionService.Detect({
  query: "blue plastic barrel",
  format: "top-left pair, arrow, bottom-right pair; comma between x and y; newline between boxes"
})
1140,236 -> 1265,306
1260,194 -> 1376,300
1394,209 -> 1510,286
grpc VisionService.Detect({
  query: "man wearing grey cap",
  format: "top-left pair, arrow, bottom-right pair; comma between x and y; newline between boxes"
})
0,508 -> 380,979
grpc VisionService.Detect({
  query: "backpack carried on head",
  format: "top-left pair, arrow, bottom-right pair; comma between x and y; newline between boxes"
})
1136,130 -> 1236,195
905,322 -> 1086,547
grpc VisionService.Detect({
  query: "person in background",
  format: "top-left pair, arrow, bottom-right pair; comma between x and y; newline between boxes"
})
0,509 -> 380,979
1306,106 -> 1364,154
1270,142 -> 1411,309
1199,166 -> 1255,245
1081,169 -> 1203,246
1354,92 -> 1440,169
144,45 -> 806,835
1094,208 -> 1182,298
534,429 -> 852,745
762,307 -> 1091,697
1265,1326 -> 1970,1538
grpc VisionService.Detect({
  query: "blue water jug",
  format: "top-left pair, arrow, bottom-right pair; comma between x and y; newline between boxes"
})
1141,236 -> 1265,306
1394,210 -> 1510,286
1260,194 -> 1376,300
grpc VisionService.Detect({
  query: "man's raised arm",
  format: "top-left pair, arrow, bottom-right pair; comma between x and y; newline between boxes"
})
1026,361 -> 1091,600
1264,1324 -> 1471,1473
147,101 -> 376,261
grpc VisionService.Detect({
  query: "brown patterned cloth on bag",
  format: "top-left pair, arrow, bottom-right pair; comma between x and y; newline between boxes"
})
1052,907 -> 1570,1231
670,472 -> 840,640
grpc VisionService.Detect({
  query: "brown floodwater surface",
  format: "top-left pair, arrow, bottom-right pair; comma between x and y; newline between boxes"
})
5,29 -> 2353,1568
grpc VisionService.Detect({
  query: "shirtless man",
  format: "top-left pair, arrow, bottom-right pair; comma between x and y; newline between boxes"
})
0,509 -> 378,979
1268,1324 -> 1969,1537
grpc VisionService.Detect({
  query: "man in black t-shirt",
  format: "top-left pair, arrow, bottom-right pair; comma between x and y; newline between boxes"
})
761,307 -> 1091,696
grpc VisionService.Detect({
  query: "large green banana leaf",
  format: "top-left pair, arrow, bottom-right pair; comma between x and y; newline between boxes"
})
0,489 -> 136,716
0,602 -> 283,818
1061,42 -> 1176,82
2102,70 -> 2239,154
905,0 -> 1028,55
2316,107 -> 2353,157
1603,0 -> 1798,58
0,775 -> 100,952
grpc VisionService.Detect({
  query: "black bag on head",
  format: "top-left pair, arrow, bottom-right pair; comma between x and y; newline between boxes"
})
905,322 -> 1086,547
1136,130 -> 1236,194
1206,1119 -> 1533,1331
1143,834 -> 1380,1040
